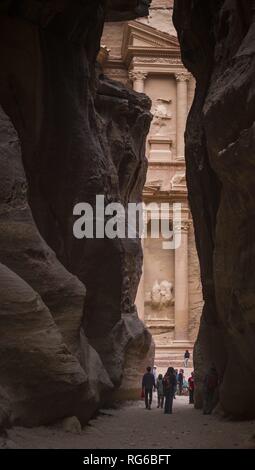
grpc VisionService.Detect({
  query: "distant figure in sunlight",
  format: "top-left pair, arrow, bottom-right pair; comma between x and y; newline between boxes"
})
142,366 -> 155,410
184,350 -> 190,368
163,367 -> 177,414
156,374 -> 164,409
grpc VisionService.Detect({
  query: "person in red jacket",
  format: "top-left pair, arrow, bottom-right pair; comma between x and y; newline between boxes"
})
188,371 -> 195,404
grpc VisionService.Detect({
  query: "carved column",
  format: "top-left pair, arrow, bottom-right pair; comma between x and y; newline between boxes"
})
129,71 -> 147,93
175,72 -> 190,159
174,220 -> 190,341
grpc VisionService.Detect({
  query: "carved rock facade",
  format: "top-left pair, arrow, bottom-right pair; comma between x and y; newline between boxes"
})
101,3 -> 203,369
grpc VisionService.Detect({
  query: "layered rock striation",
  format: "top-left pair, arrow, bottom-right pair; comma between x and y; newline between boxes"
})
173,0 -> 255,418
0,0 -> 153,427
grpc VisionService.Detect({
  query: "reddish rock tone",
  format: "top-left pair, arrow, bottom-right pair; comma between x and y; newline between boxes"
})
0,1 -> 153,427
173,0 -> 255,418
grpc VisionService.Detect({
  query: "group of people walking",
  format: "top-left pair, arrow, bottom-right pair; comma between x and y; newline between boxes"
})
142,366 -> 195,414
141,363 -> 218,415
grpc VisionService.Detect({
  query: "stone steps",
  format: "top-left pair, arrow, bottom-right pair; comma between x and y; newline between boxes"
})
155,348 -> 193,370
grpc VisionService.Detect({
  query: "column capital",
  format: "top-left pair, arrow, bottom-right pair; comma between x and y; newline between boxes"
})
129,71 -> 148,82
175,72 -> 191,82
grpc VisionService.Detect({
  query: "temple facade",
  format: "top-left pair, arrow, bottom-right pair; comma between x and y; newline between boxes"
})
101,0 -> 203,368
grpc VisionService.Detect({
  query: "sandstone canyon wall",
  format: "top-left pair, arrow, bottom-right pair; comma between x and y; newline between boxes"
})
0,0 -> 154,428
173,0 -> 255,418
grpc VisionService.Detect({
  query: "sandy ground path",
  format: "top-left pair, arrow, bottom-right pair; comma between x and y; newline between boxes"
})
1,395 -> 255,449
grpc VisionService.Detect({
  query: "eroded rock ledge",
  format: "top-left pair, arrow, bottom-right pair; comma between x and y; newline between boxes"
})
173,0 -> 255,418
0,0 -> 154,427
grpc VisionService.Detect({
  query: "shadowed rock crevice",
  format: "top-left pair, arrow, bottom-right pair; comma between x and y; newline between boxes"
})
173,0 -> 255,418
0,0 -> 154,428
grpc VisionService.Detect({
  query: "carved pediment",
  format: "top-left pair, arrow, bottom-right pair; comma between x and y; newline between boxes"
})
122,20 -> 180,66
143,179 -> 163,196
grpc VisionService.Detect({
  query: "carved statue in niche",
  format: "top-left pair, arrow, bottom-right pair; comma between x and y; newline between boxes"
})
151,280 -> 161,307
151,99 -> 172,136
145,280 -> 174,309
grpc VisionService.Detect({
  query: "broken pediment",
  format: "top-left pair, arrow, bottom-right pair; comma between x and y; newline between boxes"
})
143,179 -> 163,196
122,20 -> 180,65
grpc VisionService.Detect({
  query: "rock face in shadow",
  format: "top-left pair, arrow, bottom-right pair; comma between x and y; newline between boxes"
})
173,0 -> 255,418
0,1 -> 153,427
106,0 -> 152,21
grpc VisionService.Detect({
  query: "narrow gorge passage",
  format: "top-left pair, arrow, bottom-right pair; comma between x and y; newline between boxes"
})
1,0 -> 255,453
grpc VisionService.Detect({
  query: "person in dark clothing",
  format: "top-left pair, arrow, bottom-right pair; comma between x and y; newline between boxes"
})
203,366 -> 218,415
142,366 -> 155,410
163,367 -> 177,414
188,371 -> 195,404
177,369 -> 184,395
173,369 -> 178,399
184,350 -> 190,368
